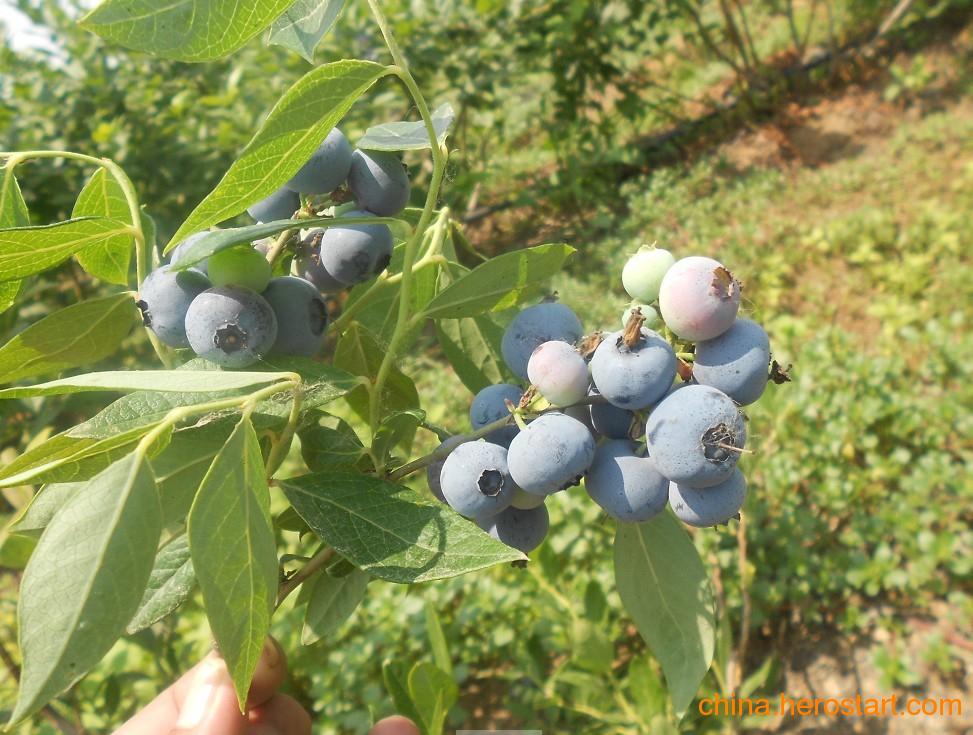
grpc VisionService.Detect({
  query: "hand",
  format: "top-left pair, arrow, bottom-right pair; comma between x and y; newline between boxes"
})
114,638 -> 420,735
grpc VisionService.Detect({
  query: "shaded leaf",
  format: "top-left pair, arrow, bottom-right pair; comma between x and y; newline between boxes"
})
0,166 -> 30,310
383,661 -> 423,727
614,514 -> 716,718
301,567 -> 369,645
434,314 -> 512,393
280,472 -> 524,583
358,103 -> 455,151
268,0 -> 345,62
424,601 -> 453,678
0,293 -> 138,384
188,417 -> 277,709
9,452 -> 160,725
408,662 -> 458,735
72,169 -> 133,285
167,61 -> 389,249
8,482 -> 85,538
422,243 -> 575,319
80,0 -> 296,62
298,418 -> 366,472
127,534 -> 195,634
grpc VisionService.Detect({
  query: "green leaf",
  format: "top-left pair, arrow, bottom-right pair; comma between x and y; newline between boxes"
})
334,323 -> 419,426
357,103 -> 456,151
0,217 -> 131,282
434,314 -> 512,393
614,514 -> 716,719
424,601 -> 453,678
9,452 -> 161,726
0,369 -> 291,400
0,293 -> 138,384
8,482 -> 85,538
127,534 -> 195,634
571,618 -> 614,674
79,0 -> 296,62
0,427 -> 160,489
0,166 -> 30,309
298,418 -> 366,472
268,0 -> 345,62
382,661 -> 424,727
167,215 -> 403,268
188,417 -> 278,709
408,662 -> 458,735
72,169 -> 133,285
371,408 -> 425,463
154,424 -> 235,528
422,243 -> 575,319
167,60 -> 389,249
301,567 -> 369,645
627,655 -> 669,724
280,472 -> 524,583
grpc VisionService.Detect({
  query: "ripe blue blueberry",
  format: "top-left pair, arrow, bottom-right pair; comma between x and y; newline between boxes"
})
439,440 -> 516,519
669,469 -> 747,527
507,412 -> 596,495
527,340 -> 589,406
184,286 -> 278,368
347,149 -> 411,216
645,384 -> 746,488
299,211 -> 393,288
622,246 -> 675,303
261,276 -> 328,357
426,436 -> 465,504
247,187 -> 301,223
469,383 -> 522,447
588,387 -> 635,440
478,504 -> 549,553
286,128 -> 353,195
584,440 -> 668,523
501,302 -> 584,381
692,318 -> 770,406
137,265 -> 211,348
590,327 -> 677,410
658,256 -> 741,341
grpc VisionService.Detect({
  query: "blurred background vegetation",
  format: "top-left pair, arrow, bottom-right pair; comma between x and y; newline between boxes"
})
1,0 -> 971,732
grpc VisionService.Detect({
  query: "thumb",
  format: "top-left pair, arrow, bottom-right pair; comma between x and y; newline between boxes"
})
167,654 -> 247,735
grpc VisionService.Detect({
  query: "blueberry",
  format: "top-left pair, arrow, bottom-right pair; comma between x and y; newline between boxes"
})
622,303 -> 660,330
590,327 -> 676,410
563,402 -> 596,436
207,245 -> 272,293
247,187 -> 301,223
527,340 -> 589,406
501,302 -> 584,381
510,486 -> 547,510
261,276 -> 328,357
692,318 -> 770,406
286,128 -> 353,195
622,247 -> 675,303
169,231 -> 211,274
588,387 -> 635,440
478,504 -> 549,553
669,469 -> 747,527
298,211 -> 393,288
584,440 -> 668,523
440,440 -> 516,519
184,286 -> 278,368
658,256 -> 741,341
645,384 -> 746,488
426,436 -> 465,503
137,265 -> 211,348
347,149 -> 411,216
507,412 -> 596,495
469,384 -> 522,447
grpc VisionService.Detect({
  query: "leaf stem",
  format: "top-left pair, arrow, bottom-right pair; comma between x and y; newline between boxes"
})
264,384 -> 304,479
275,546 -> 335,608
363,0 -> 449,473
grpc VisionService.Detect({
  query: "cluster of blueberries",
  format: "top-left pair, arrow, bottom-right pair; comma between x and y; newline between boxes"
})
428,248 -> 774,554
137,128 -> 410,366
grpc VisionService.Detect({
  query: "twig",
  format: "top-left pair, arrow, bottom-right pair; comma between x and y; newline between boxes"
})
276,546 -> 335,608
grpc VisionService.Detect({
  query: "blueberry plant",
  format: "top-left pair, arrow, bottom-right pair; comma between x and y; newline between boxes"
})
0,1 -> 785,731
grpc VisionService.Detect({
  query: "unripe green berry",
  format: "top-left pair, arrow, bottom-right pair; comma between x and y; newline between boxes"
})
622,246 -> 675,302
208,245 -> 273,293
